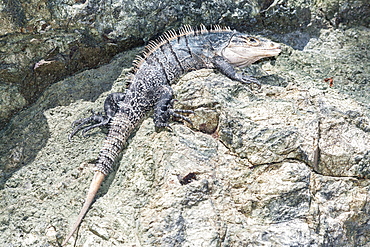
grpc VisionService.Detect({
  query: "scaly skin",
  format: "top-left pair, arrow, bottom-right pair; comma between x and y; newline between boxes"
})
62,172 -> 105,246
62,25 -> 281,245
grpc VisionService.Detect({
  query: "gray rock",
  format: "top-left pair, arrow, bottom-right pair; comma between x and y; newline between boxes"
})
1,0 -> 369,129
0,0 -> 369,246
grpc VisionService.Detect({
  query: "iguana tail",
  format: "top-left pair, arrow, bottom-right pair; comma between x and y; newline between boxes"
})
62,171 -> 105,246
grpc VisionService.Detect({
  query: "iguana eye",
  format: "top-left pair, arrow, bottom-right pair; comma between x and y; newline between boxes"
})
247,37 -> 260,45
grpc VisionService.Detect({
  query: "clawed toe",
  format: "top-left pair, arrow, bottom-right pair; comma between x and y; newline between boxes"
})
240,73 -> 261,89
173,109 -> 195,114
169,110 -> 193,125
69,111 -> 110,141
155,122 -> 173,131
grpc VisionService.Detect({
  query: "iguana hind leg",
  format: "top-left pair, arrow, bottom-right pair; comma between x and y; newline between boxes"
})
69,92 -> 126,140
69,110 -> 109,140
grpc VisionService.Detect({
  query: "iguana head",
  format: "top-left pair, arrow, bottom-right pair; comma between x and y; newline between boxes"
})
219,33 -> 281,67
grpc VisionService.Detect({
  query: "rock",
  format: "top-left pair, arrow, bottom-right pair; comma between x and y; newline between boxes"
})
1,0 -> 369,129
0,0 -> 265,129
0,0 -> 369,246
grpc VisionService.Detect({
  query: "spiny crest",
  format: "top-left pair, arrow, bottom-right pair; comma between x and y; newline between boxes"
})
131,24 -> 232,74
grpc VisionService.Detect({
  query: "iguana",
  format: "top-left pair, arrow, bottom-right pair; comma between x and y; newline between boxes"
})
62,25 -> 281,245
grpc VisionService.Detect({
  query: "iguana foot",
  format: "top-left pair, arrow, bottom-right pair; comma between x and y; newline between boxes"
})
69,110 -> 110,141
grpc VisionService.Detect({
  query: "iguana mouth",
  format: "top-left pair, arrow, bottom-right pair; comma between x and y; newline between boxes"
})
264,47 -> 282,53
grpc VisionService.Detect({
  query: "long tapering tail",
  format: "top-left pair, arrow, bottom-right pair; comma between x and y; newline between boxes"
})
62,171 -> 105,246
62,112 -> 140,245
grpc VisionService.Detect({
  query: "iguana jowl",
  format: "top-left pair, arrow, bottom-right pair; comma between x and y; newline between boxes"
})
62,25 -> 281,245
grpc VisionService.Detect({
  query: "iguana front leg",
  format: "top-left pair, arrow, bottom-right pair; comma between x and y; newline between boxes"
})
153,85 -> 193,129
212,55 -> 261,88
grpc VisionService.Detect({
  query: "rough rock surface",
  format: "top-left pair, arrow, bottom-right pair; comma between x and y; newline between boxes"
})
1,0 -> 370,246
1,0 -> 369,129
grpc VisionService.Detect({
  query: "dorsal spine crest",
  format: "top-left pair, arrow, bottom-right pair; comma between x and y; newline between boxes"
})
131,25 -> 232,74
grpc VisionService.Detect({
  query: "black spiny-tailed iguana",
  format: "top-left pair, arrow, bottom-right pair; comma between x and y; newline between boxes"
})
62,25 -> 281,245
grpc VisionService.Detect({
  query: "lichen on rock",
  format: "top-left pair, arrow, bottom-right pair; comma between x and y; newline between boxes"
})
0,0 -> 370,246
